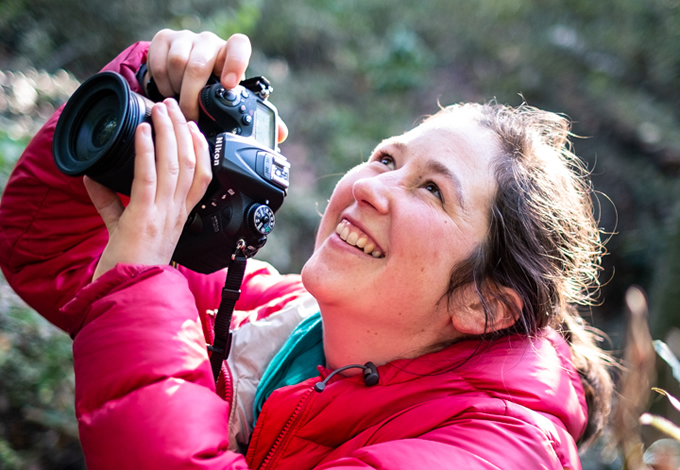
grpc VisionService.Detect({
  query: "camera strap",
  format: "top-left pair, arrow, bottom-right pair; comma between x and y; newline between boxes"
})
208,245 -> 248,383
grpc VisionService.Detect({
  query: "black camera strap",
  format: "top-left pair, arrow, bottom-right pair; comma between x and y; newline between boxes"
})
208,245 -> 248,383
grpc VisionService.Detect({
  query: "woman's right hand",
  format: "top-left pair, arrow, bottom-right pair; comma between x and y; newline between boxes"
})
146,29 -> 251,122
145,29 -> 288,142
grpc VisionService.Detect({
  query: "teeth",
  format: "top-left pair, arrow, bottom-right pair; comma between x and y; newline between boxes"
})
335,220 -> 384,258
340,225 -> 350,241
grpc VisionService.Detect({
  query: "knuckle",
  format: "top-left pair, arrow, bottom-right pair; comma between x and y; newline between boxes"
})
196,140 -> 209,155
137,173 -> 156,187
142,223 -> 160,240
153,28 -> 172,42
166,161 -> 180,177
197,31 -> 219,43
185,59 -> 211,78
199,168 -> 213,187
167,51 -> 187,70
182,156 -> 197,172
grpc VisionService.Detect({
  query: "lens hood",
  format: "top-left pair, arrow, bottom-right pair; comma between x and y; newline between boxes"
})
53,72 -> 152,191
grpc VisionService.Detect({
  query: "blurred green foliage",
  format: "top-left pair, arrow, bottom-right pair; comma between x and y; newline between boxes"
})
0,275 -> 80,469
1,0 -> 680,467
0,63 -> 82,469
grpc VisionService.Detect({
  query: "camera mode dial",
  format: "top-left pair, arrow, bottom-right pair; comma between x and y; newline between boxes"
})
248,204 -> 275,235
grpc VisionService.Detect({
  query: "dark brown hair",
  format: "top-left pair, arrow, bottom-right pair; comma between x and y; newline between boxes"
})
434,102 -> 613,447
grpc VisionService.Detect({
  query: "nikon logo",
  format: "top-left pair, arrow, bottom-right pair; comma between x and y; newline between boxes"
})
213,135 -> 224,166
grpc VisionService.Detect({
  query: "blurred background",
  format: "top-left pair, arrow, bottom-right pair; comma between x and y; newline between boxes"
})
0,0 -> 679,468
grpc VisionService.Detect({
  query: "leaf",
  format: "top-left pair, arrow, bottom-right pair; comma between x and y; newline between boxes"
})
653,388 -> 680,415
640,413 -> 680,442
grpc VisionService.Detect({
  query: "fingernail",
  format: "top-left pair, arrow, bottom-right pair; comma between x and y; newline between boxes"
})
225,73 -> 237,88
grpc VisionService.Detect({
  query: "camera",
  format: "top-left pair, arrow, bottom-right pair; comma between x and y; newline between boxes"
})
52,70 -> 290,274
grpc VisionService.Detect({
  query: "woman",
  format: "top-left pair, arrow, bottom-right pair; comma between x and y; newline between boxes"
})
0,29 -> 611,469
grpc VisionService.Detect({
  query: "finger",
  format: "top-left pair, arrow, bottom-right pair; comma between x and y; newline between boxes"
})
185,121 -> 212,211
165,99 -> 198,204
165,35 -> 194,98
150,102 -> 180,204
83,176 -> 125,233
129,122 -> 158,209
147,29 -> 174,98
277,119 -> 289,144
219,34 -> 252,90
178,31 -> 226,121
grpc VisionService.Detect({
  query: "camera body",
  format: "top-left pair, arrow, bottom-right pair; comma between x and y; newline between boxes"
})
53,71 -> 290,273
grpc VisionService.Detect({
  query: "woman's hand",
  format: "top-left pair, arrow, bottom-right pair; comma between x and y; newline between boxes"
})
146,29 -> 250,122
85,98 -> 212,281
146,29 -> 288,142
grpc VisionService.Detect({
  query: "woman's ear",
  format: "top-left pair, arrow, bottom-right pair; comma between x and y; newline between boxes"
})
449,284 -> 523,336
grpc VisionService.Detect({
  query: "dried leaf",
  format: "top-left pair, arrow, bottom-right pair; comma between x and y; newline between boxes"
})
652,388 -> 680,415
654,340 -> 680,384
610,286 -> 657,470
640,413 -> 680,442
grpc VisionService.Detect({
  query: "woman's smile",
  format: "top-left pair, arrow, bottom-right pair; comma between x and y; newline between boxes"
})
335,219 -> 385,258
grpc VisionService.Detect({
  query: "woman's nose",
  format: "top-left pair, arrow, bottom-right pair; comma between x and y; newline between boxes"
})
352,175 -> 390,214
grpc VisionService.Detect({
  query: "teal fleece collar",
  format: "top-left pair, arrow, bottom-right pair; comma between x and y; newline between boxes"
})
253,312 -> 324,423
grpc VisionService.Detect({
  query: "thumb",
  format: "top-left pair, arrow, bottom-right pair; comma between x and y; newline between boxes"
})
84,176 -> 125,233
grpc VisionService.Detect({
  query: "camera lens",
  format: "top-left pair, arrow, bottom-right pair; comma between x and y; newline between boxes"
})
92,113 -> 117,147
73,93 -> 120,161
53,72 -> 154,195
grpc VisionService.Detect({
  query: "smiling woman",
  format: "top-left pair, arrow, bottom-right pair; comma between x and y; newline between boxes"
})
0,28 -> 611,470
302,109 -> 509,369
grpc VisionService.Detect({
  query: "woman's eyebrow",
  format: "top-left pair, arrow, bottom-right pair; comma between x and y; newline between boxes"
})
425,159 -> 465,210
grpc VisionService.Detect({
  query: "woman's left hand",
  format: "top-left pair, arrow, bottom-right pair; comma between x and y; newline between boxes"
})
84,98 -> 212,281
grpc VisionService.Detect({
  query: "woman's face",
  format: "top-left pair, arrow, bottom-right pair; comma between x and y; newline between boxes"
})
301,110 -> 501,340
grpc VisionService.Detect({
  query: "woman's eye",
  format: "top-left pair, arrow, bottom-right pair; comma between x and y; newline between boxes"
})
424,182 -> 443,201
377,154 -> 396,170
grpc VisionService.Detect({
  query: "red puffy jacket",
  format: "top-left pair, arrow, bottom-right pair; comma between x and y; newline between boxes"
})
0,41 -> 588,469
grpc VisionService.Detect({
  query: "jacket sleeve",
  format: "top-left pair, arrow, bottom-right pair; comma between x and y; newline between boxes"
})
0,41 -> 149,332
67,263 -> 252,469
0,40 -> 308,334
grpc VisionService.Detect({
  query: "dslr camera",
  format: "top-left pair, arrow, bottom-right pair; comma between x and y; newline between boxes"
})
53,67 -> 290,274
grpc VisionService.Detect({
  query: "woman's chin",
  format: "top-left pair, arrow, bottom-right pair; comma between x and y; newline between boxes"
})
301,248 -> 352,306
300,252 -> 327,300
